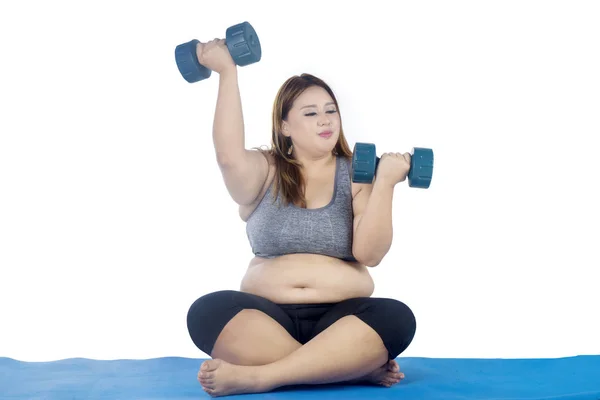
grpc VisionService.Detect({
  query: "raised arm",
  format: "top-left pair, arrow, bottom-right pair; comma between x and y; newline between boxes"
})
199,40 -> 270,206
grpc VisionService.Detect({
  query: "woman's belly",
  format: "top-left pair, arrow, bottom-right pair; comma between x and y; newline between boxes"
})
239,253 -> 375,304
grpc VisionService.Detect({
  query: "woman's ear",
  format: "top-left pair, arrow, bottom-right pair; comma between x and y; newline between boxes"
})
281,122 -> 290,137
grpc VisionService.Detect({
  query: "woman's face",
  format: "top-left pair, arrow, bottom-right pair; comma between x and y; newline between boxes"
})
282,86 -> 341,158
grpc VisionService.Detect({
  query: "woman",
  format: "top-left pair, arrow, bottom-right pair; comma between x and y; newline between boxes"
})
187,39 -> 417,397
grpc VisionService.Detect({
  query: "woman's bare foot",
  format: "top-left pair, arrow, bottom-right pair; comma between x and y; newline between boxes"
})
197,358 -> 405,396
352,359 -> 405,387
197,359 -> 267,397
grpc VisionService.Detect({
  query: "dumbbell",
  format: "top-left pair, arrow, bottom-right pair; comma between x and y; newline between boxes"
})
175,21 -> 261,83
351,143 -> 434,188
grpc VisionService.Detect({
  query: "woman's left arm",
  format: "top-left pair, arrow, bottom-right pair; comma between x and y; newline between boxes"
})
351,178 -> 395,267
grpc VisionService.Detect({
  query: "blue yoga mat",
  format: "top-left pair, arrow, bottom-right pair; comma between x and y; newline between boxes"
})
1,355 -> 599,399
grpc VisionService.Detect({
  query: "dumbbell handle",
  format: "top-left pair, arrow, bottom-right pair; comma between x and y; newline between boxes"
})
370,151 -> 411,172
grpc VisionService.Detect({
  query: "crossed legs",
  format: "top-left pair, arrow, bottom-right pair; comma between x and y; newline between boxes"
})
210,308 -> 302,366
187,291 -> 416,397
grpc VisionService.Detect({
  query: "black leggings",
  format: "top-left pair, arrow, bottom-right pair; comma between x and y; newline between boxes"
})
186,290 -> 416,360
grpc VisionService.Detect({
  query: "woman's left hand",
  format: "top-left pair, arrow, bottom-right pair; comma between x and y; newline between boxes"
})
375,152 -> 412,187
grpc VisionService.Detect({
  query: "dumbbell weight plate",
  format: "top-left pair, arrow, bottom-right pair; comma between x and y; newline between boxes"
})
225,21 -> 262,66
175,39 -> 212,83
408,147 -> 434,188
351,142 -> 378,184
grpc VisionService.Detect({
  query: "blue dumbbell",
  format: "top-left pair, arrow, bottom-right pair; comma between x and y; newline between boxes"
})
175,21 -> 261,83
351,143 -> 434,188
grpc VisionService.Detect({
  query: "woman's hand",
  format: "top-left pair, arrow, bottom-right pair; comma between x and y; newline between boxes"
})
375,152 -> 412,187
195,39 -> 236,75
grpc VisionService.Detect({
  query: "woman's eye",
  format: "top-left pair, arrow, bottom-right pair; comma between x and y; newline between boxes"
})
304,110 -> 337,116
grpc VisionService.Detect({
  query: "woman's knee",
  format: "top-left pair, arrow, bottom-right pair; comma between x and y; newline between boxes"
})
380,298 -> 416,338
187,290 -> 240,323
186,290 -> 243,355
358,298 -> 417,358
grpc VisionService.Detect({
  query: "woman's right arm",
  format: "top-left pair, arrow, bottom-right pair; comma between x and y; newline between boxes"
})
212,67 -> 269,206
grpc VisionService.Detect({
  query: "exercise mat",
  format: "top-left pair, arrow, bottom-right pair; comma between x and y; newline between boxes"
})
1,355 -> 599,399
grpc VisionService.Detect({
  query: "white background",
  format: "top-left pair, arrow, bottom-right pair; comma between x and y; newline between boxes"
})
1,0 -> 599,362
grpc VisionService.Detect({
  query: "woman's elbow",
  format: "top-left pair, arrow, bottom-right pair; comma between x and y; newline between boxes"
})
353,249 -> 382,268
365,258 -> 382,268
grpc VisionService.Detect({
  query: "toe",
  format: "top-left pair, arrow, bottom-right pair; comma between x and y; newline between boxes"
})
383,376 -> 400,386
200,377 -> 215,387
390,372 -> 404,382
201,378 -> 215,387
202,359 -> 221,372
199,370 -> 215,380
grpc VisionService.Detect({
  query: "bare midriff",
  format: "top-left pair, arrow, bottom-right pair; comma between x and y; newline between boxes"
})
239,253 -> 375,304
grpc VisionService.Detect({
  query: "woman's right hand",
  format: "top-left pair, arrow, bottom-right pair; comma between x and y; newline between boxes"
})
196,39 -> 236,75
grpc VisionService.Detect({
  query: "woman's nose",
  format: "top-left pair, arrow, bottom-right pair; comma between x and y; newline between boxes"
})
318,115 -> 331,126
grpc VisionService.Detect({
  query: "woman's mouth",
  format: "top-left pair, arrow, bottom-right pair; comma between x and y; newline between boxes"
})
319,130 -> 333,138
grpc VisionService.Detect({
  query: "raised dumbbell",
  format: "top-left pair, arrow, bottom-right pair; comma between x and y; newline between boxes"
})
175,21 -> 261,83
351,142 -> 434,188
